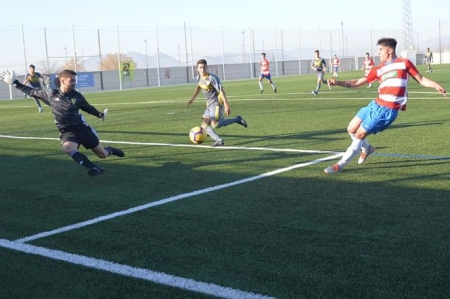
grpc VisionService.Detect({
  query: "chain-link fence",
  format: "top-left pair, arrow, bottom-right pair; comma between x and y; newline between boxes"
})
1,22 -> 449,99
0,24 -> 425,75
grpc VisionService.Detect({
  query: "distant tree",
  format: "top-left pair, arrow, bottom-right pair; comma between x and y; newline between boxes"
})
36,59 -> 60,75
60,57 -> 85,72
100,53 -> 135,71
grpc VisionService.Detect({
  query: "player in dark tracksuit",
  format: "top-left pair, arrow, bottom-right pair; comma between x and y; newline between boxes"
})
4,69 -> 124,176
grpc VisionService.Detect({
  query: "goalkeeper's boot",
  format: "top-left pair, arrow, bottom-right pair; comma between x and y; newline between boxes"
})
106,146 -> 125,157
88,166 -> 105,177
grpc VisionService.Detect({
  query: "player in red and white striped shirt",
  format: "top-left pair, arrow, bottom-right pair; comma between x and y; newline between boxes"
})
331,54 -> 340,78
258,53 -> 277,94
323,37 -> 446,174
361,53 -> 375,87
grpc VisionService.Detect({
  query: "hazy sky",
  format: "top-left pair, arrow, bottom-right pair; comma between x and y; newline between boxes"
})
2,0 -> 447,35
1,0 -> 449,73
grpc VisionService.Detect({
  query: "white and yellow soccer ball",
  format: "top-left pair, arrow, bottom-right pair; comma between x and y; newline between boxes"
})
189,126 -> 207,144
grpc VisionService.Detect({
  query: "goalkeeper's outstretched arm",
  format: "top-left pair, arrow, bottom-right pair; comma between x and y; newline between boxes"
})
0,70 -> 51,105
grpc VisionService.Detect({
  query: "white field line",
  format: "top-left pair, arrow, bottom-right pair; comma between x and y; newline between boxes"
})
15,153 -> 342,243
0,238 -> 276,299
0,134 -> 342,155
0,90 -> 443,109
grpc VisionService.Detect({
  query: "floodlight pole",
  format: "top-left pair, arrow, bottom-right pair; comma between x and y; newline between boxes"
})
144,39 -> 149,86
242,31 -> 246,63
44,28 -> 50,74
439,19 -> 442,64
64,47 -> 68,63
341,22 -> 344,57
21,24 -> 27,76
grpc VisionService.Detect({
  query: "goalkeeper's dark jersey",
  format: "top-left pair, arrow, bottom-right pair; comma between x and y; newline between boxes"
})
13,80 -> 100,130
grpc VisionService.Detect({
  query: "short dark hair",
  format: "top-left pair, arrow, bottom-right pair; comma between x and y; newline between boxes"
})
377,38 -> 397,49
29,64 -> 35,69
58,69 -> 77,78
365,52 -> 369,56
314,50 -> 319,54
261,52 -> 266,56
197,59 -> 207,66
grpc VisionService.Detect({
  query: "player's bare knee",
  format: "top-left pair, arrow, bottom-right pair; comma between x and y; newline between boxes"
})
96,150 -> 109,159
62,144 -> 77,155
91,145 -> 109,159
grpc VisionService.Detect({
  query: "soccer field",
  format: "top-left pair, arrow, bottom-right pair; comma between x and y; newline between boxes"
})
1,66 -> 450,298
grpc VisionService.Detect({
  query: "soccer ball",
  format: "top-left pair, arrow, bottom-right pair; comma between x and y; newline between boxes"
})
189,126 -> 207,144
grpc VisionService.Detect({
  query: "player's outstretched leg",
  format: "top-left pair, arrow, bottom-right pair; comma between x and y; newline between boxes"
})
215,116 -> 247,129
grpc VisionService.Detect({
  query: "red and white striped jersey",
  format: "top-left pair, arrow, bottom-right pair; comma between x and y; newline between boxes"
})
363,57 -> 374,70
332,57 -> 340,67
260,58 -> 270,75
366,58 -> 419,111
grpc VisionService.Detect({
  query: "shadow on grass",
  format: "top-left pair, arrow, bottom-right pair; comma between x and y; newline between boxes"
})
0,151 -> 449,299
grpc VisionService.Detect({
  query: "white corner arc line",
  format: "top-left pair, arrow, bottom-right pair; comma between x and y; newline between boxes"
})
15,154 -> 342,243
0,238 -> 276,299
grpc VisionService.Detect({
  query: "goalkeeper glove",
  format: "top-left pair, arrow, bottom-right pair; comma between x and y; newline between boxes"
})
99,108 -> 108,121
0,70 -> 15,85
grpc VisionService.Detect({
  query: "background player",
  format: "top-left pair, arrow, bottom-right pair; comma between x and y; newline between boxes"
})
331,54 -> 340,78
23,64 -> 45,112
361,53 -> 375,88
311,50 -> 327,96
258,52 -> 277,94
187,59 -> 247,147
425,47 -> 433,73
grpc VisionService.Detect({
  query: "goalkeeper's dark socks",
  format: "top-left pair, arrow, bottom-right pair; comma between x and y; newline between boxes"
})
105,146 -> 125,157
69,150 -> 96,169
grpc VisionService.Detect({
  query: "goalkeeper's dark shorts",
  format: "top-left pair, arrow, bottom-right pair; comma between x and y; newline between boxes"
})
59,124 -> 100,150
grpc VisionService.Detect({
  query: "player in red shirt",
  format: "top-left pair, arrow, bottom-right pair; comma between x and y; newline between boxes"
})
258,53 -> 277,94
324,37 -> 446,174
361,52 -> 375,87
331,54 -> 340,78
